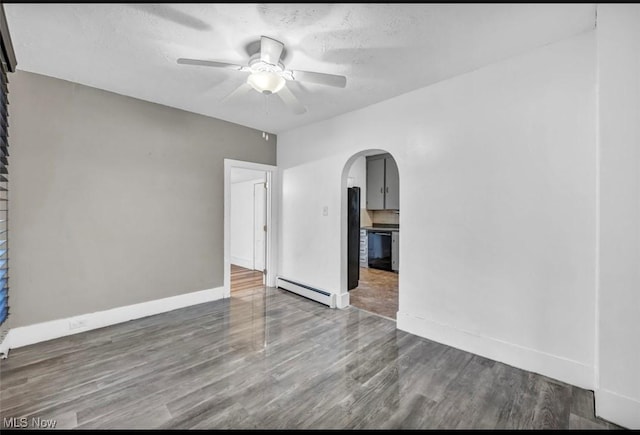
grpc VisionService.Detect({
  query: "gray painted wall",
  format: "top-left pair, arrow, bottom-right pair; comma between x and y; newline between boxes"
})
7,70 -> 276,328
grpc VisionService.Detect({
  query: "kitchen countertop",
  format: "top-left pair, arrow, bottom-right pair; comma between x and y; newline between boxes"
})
363,224 -> 399,231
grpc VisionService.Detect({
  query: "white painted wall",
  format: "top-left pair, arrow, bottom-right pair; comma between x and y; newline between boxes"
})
596,4 -> 640,429
278,31 -> 596,389
347,155 -> 367,200
231,177 -> 264,269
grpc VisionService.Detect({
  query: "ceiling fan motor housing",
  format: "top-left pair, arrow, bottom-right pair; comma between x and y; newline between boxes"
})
248,54 -> 284,74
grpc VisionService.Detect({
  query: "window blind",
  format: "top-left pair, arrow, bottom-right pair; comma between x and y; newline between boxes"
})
0,4 -> 16,327
0,61 -> 8,325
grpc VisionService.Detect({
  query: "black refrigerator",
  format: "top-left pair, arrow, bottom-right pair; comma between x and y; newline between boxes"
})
347,187 -> 361,290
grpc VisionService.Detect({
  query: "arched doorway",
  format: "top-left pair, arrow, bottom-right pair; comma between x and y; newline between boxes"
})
340,149 -> 400,320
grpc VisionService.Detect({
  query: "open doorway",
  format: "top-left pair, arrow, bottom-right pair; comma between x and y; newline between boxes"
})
224,159 -> 278,299
229,167 -> 267,297
342,150 -> 400,320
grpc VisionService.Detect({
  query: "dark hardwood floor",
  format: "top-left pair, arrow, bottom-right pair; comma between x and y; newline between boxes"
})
0,286 -> 623,430
349,267 -> 399,320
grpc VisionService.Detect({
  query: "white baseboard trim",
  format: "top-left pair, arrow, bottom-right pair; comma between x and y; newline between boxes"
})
595,388 -> 640,429
0,329 -> 10,358
7,287 -> 224,350
231,256 -> 253,270
337,292 -> 350,309
396,311 -> 594,390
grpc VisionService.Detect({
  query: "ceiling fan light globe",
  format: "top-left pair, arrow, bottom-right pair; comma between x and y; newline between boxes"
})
247,71 -> 285,94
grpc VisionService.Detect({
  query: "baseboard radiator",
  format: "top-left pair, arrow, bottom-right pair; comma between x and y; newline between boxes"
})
276,277 -> 336,308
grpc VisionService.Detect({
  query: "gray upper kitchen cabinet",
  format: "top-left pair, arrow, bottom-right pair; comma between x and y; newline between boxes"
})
366,158 -> 385,210
385,157 -> 400,210
366,154 -> 399,210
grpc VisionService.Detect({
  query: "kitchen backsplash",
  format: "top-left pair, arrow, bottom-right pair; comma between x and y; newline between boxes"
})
361,208 -> 373,227
370,209 -> 399,225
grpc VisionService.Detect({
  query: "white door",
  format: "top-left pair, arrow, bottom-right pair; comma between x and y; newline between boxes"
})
253,182 -> 266,272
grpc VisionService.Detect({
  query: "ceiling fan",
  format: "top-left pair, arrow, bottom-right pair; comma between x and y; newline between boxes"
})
176,36 -> 347,115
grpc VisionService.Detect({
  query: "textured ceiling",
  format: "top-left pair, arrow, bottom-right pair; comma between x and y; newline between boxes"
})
5,4 -> 595,134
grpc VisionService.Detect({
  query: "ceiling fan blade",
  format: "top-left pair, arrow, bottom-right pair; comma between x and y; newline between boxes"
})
277,85 -> 306,115
221,82 -> 253,103
177,58 -> 247,71
289,70 -> 347,88
260,36 -> 284,65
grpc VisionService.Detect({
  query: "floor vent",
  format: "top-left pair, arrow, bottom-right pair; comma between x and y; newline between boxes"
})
277,277 -> 336,308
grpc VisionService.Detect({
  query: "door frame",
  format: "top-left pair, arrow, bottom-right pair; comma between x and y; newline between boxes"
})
253,180 -> 267,273
224,159 -> 278,298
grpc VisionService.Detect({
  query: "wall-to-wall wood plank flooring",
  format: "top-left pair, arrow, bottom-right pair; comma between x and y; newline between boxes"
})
230,264 -> 264,295
0,286 -> 622,429
349,267 -> 398,320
